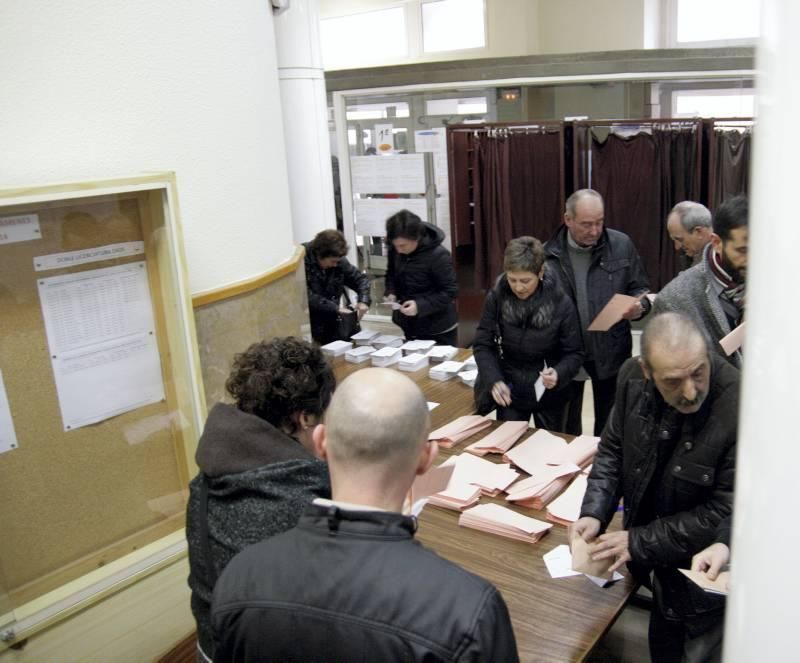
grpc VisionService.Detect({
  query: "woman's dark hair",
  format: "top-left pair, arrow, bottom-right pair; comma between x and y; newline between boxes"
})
225,337 -> 336,433
386,210 -> 425,242
311,229 -> 348,259
503,236 -> 545,274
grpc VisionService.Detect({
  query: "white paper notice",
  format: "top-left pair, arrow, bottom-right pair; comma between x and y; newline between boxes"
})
37,262 -> 165,431
0,213 -> 41,245
350,154 -> 427,194
0,370 -> 20,454
355,198 -> 428,237
34,241 -> 145,272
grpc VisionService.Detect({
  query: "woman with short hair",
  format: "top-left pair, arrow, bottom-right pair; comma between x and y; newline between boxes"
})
186,337 -> 335,661
473,236 -> 584,430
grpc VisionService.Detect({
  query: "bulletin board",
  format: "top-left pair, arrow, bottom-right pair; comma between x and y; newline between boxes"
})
0,177 -> 204,632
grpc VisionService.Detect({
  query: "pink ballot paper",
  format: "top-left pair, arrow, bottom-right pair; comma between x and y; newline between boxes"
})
427,482 -> 482,511
546,472 -> 589,525
465,421 -> 530,456
587,293 -> 640,331
719,321 -> 745,356
410,463 -> 455,504
429,415 -> 492,449
437,454 -> 520,498
459,503 -> 552,544
503,429 -> 568,474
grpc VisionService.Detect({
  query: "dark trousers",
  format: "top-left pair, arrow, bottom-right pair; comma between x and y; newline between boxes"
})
563,362 -> 618,436
648,604 -> 724,663
497,403 -> 566,433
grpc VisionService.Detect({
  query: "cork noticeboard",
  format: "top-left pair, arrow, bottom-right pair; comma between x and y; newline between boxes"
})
0,181 -> 203,611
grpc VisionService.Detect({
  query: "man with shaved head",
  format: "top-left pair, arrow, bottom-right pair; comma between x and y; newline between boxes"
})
211,368 -> 518,662
571,313 -> 739,662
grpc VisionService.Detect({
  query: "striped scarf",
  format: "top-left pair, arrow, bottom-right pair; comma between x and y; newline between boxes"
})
707,249 -> 745,322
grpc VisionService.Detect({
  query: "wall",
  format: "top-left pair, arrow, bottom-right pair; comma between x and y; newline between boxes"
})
0,0 -> 295,295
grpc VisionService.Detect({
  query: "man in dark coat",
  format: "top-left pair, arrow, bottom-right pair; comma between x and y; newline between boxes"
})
212,368 -> 518,662
384,210 -> 458,346
304,229 -> 371,345
544,189 -> 651,435
572,312 -> 738,663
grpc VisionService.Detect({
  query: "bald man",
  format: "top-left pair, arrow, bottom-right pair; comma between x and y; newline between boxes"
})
211,368 -> 518,663
571,313 -> 738,663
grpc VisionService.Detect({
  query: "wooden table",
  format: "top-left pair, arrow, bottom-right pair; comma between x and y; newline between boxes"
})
332,353 -> 635,663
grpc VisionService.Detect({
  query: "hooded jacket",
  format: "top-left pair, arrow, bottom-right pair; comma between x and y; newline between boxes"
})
186,403 -> 331,659
544,225 -> 650,380
385,222 -> 458,339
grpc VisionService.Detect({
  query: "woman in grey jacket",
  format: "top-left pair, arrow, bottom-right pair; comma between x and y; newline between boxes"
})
186,337 -> 335,661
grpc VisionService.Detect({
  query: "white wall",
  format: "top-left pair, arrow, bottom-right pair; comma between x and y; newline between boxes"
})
0,0 -> 295,295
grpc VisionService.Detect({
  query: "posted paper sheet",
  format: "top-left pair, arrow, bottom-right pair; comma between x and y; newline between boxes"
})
0,369 -> 19,454
37,262 -> 165,431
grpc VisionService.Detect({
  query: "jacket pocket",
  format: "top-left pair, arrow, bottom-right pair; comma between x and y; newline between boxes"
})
670,462 -> 715,487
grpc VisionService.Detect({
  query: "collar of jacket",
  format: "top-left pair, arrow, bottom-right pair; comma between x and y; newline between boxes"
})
545,224 -> 609,261
301,502 -> 418,539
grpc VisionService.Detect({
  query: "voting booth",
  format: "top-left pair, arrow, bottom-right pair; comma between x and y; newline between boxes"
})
0,174 -> 205,644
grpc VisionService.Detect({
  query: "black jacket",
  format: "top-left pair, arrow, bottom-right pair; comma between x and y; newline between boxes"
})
580,355 -> 738,620
304,241 -> 371,344
472,276 -> 584,413
186,403 -> 331,658
212,504 -> 518,662
385,222 -> 458,339
544,226 -> 649,380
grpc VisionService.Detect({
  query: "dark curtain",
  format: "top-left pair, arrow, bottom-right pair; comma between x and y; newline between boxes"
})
576,123 -> 700,290
470,129 -> 562,290
711,128 -> 752,208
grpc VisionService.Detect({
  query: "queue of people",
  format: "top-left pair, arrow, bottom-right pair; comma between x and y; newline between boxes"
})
185,189 -> 747,662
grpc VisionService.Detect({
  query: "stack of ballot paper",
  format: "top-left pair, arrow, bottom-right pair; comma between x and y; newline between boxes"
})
408,463 -> 455,517
400,339 -> 436,354
505,464 -> 581,509
350,329 -> 379,345
458,369 -> 478,387
462,354 -> 477,369
398,353 -> 429,372
370,346 -> 402,367
429,360 -> 465,381
438,453 -> 520,497
548,434 -> 600,468
427,483 -> 482,511
503,429 -> 570,473
426,345 -> 458,362
372,334 -> 404,350
345,345 -> 376,364
465,420 -> 529,456
429,415 -> 492,448
320,340 -> 352,357
459,503 -> 552,544
546,467 -> 591,525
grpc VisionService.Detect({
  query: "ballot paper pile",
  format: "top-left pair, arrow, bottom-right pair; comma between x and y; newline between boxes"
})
370,346 -> 402,367
372,334 -> 404,350
426,345 -> 458,362
459,503 -> 552,544
465,420 -> 529,456
398,352 -> 429,372
400,339 -> 436,354
458,369 -> 478,388
428,415 -> 492,449
545,466 -> 592,525
350,330 -> 379,346
320,340 -> 352,357
429,360 -> 464,381
345,345 -> 375,364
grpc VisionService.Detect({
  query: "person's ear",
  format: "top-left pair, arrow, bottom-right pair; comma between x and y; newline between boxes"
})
312,424 -> 328,461
639,357 -> 652,381
710,232 -> 723,255
416,440 -> 439,476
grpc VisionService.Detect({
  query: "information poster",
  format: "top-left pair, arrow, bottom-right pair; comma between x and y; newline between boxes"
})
37,261 -> 165,431
355,198 -> 428,237
350,154 -> 427,194
0,369 -> 19,454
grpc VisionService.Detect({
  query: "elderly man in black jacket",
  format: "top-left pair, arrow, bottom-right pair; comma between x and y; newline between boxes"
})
304,229 -> 371,345
212,368 -> 518,662
545,189 -> 651,435
571,312 -> 738,663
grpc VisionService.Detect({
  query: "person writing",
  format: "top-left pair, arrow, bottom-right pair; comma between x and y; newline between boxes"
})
186,337 -> 335,662
472,236 -> 583,430
384,210 -> 458,345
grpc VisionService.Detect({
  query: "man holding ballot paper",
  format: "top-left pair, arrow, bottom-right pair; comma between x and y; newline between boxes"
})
545,189 -> 651,436
570,313 -> 738,663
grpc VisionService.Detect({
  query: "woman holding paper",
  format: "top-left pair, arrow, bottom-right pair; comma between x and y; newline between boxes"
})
473,236 -> 584,431
186,337 -> 335,661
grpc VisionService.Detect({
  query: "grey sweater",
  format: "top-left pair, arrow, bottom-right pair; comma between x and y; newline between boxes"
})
186,403 -> 331,658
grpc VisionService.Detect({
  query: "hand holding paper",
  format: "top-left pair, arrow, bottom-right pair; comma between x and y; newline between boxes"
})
568,516 -> 601,543
691,542 -> 730,581
587,294 -> 640,331
679,568 -> 730,595
589,530 -> 631,573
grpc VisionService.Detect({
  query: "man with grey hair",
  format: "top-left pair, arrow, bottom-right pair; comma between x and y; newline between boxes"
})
545,188 -> 651,436
572,312 -> 738,662
667,201 -> 713,266
212,368 -> 518,662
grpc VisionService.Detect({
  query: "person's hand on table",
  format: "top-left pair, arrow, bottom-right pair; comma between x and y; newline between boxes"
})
569,516 -> 601,543
540,366 -> 558,389
491,381 -> 512,407
399,300 -> 418,316
692,542 -> 730,581
356,302 -> 369,321
591,530 -> 631,573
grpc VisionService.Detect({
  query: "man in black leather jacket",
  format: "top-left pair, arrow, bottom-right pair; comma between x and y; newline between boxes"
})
545,189 -> 651,435
571,312 -> 738,663
212,368 -> 518,662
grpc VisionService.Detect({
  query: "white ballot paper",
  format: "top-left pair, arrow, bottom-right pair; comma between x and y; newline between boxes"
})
37,262 -> 165,431
0,369 -> 20,454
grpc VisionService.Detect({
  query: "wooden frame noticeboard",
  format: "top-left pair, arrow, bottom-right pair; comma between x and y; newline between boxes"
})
0,174 -> 205,645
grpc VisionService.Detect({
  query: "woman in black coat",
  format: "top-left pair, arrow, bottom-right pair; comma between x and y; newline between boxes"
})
473,236 -> 584,431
